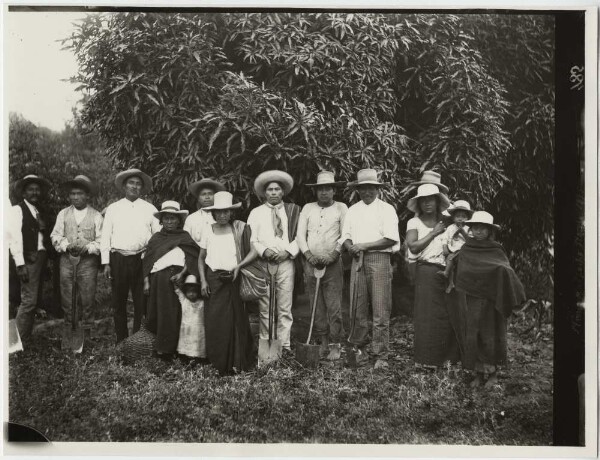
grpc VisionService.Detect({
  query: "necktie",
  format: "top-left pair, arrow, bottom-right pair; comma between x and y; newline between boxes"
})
270,204 -> 284,239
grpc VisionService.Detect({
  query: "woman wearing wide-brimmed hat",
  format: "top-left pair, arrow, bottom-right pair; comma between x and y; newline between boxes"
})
447,211 -> 525,388
198,191 -> 258,374
142,201 -> 200,358
405,182 -> 460,368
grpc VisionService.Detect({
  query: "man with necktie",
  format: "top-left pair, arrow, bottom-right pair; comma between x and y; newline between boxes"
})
247,170 -> 301,354
9,174 -> 54,341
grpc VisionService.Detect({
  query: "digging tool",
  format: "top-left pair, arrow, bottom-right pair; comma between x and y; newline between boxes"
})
296,265 -> 326,367
8,319 -> 23,353
258,262 -> 282,366
346,251 -> 364,368
63,253 -> 84,353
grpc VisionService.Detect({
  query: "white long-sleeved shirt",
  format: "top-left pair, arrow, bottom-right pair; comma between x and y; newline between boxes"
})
100,198 -> 161,264
339,198 -> 400,253
296,201 -> 347,257
9,200 -> 45,267
247,203 -> 299,258
183,209 -> 214,246
50,205 -> 104,255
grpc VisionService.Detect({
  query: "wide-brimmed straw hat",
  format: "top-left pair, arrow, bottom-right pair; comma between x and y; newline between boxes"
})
465,211 -> 500,230
188,178 -> 226,197
153,200 -> 189,219
16,174 -> 51,194
182,275 -> 201,287
407,184 -> 450,213
411,170 -> 449,194
63,175 -> 97,195
254,170 -> 294,199
347,168 -> 386,187
203,191 -> 242,211
447,199 -> 473,216
114,168 -> 153,192
306,171 -> 345,187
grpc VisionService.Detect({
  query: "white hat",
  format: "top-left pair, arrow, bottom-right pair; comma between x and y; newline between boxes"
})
254,170 -> 294,199
203,191 -> 242,211
465,211 -> 500,230
407,184 -> 450,213
182,275 -> 201,287
348,168 -> 386,187
447,200 -> 473,216
306,171 -> 345,187
410,170 -> 449,194
153,200 -> 189,219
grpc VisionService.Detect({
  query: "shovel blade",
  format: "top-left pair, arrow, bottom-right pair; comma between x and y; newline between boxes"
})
63,322 -> 84,354
258,339 -> 282,367
295,343 -> 320,368
8,320 -> 23,354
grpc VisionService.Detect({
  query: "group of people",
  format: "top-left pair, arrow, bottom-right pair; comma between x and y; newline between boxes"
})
9,167 -> 526,384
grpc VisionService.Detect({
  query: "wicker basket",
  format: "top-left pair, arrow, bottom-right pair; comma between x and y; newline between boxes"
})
120,322 -> 156,364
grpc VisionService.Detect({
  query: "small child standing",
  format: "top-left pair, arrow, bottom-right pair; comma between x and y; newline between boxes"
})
450,211 -> 526,389
175,275 -> 207,361
438,200 -> 473,292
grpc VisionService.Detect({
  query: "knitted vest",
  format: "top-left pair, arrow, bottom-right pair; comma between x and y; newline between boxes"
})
63,206 -> 99,247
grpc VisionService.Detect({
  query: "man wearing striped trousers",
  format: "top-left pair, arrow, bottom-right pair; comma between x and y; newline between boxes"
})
340,169 -> 400,370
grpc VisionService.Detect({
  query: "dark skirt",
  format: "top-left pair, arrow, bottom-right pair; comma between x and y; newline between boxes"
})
450,291 -> 507,372
413,262 -> 460,366
146,266 -> 183,354
205,267 -> 254,375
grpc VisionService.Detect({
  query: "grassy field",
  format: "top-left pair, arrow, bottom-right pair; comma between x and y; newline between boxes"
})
9,299 -> 553,444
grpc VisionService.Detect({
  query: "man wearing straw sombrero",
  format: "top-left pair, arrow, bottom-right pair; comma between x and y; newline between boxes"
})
50,175 -> 104,335
247,170 -> 301,354
9,174 -> 54,341
297,171 -> 348,360
100,168 -> 161,342
339,169 -> 400,370
183,178 -> 226,246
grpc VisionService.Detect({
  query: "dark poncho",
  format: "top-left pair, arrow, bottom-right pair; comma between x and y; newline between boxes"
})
142,228 -> 200,278
454,237 -> 526,318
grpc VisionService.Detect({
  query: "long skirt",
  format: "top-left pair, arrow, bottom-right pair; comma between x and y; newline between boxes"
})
450,291 -> 507,373
413,262 -> 460,366
146,266 -> 183,354
205,267 -> 254,375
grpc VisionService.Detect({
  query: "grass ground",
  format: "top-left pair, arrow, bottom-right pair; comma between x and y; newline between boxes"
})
9,293 -> 553,444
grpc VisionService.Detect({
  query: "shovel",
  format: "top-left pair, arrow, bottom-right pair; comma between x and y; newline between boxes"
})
346,251 -> 364,368
296,265 -> 326,368
258,262 -> 282,366
62,253 -> 84,353
8,319 -> 23,353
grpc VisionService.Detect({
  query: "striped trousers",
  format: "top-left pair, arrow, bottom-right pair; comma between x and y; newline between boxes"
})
348,252 -> 393,359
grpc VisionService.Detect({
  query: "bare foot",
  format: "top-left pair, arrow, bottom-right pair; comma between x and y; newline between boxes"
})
470,374 -> 483,388
484,373 -> 499,388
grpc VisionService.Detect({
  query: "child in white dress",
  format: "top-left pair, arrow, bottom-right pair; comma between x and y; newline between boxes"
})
175,275 -> 206,360
438,200 -> 473,292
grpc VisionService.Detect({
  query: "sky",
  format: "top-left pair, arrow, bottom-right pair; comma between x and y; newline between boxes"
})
6,11 -> 87,132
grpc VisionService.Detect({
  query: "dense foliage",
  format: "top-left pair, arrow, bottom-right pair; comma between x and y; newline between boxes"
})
8,112 -> 119,214
62,12 -> 554,297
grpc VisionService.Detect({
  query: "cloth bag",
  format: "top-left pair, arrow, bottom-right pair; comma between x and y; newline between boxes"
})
239,265 -> 268,302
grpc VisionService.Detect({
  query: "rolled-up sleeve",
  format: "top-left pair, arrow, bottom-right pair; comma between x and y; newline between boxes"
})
382,206 -> 400,243
296,205 -> 310,254
50,209 -> 69,253
9,206 -> 25,266
247,209 -> 267,257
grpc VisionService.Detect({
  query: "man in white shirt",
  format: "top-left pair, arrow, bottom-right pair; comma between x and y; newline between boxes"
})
340,169 -> 400,370
51,175 -> 103,333
247,170 -> 300,353
183,178 -> 225,246
100,169 -> 160,342
297,171 -> 348,360
9,174 -> 54,341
